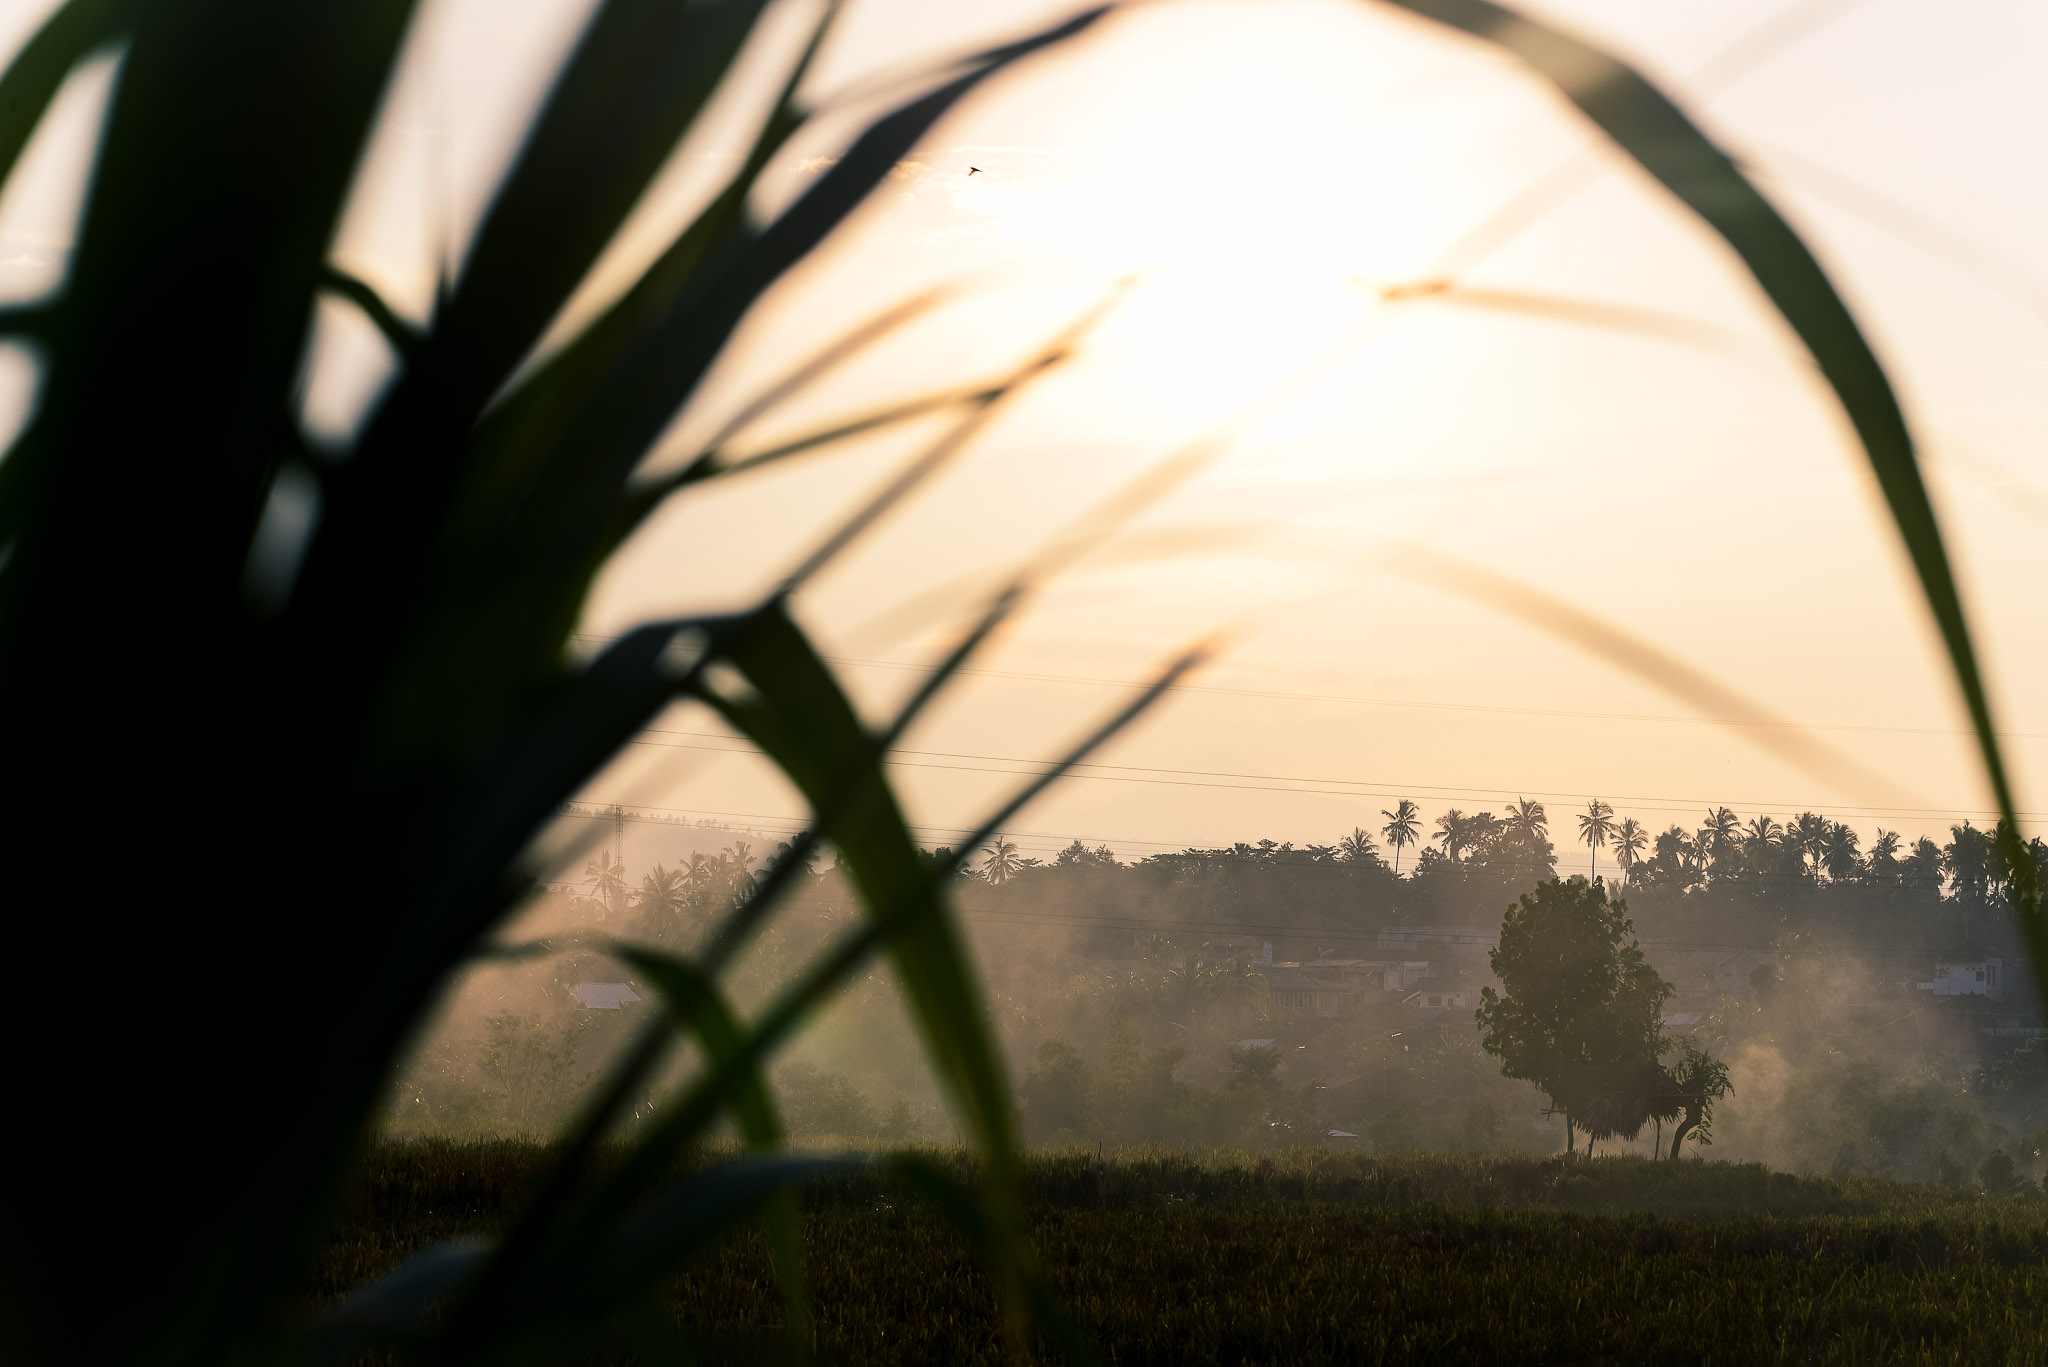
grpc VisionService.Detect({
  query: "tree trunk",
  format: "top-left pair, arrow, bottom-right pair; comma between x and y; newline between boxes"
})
1670,1109 -> 1699,1159
1564,1114 -> 1575,1155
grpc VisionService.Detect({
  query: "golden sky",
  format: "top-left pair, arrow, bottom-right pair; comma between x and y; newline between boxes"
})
3,0 -> 2044,866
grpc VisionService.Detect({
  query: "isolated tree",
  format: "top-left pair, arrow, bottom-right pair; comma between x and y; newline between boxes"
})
1576,800 -> 1616,878
1611,817 -> 1647,883
1663,1039 -> 1733,1157
982,835 -> 1021,885
1476,878 -> 1672,1155
1380,800 -> 1422,875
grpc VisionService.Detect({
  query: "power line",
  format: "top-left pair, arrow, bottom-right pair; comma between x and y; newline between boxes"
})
567,634 -> 2047,742
819,654 -> 2048,744
618,729 -> 2047,824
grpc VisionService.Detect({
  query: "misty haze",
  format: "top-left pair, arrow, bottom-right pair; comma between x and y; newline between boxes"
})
4,0 -> 2045,1363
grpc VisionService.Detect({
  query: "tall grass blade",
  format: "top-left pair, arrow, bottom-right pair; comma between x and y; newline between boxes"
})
0,0 -> 135,190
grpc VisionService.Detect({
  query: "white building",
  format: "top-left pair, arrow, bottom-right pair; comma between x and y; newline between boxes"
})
1919,957 -> 2011,1001
570,982 -> 643,1009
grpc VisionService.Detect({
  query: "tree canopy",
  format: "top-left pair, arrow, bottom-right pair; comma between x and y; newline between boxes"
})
1476,878 -> 1672,1152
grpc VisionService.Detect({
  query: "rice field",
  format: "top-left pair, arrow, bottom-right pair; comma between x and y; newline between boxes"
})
322,1144 -> 2048,1364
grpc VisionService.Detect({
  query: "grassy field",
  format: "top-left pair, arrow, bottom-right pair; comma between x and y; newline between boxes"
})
324,1144 -> 2048,1364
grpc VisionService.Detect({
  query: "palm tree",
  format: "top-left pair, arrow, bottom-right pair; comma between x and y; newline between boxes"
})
1868,829 -> 1902,882
1380,800 -> 1422,875
1823,822 -> 1861,883
1788,812 -> 1831,879
582,850 -> 629,920
1700,806 -> 1741,874
1741,815 -> 1781,865
1509,796 -> 1548,838
1611,817 -> 1647,882
1434,808 -> 1469,862
1576,799 -> 1616,878
982,835 -> 1021,885
724,841 -> 759,898
771,839 -> 821,878
635,864 -> 691,930
1337,827 -> 1378,865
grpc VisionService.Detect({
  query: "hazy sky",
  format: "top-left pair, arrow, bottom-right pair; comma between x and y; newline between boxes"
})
4,0 -> 2044,871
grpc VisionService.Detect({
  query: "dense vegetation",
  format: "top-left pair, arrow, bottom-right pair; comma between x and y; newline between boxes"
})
393,816 -> 2048,1194
945,802 -> 2048,955
326,1143 -> 2048,1364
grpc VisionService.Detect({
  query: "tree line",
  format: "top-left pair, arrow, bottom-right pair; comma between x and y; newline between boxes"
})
942,798 -> 2047,962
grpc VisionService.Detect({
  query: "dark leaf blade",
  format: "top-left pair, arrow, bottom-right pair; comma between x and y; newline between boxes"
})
585,1155 -> 862,1298
308,1235 -> 492,1365
533,640 -> 1204,1317
0,0 -> 135,192
693,601 -> 1035,1311
612,945 -> 814,1358
425,0 -> 776,413
890,1155 -> 1101,1364
613,944 -> 784,1146
708,603 -> 1019,1164
1380,0 -> 2044,970
409,614 -> 739,968
461,4 -> 1117,580
318,264 -> 420,361
696,582 -> 1028,975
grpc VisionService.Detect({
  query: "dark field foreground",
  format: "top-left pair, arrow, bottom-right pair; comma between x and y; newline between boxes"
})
326,1144 -> 2048,1365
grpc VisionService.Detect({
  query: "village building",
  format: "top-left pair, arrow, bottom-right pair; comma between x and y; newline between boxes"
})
1708,951 -> 1774,995
1265,957 -> 1431,1019
1402,982 -> 1480,1013
1376,926 -> 1498,966
570,982 -> 643,1010
1919,956 -> 2012,1001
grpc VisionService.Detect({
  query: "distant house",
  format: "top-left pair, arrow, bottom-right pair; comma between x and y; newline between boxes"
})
1266,958 -> 1432,1019
1265,967 -> 1363,1019
570,982 -> 643,1010
1203,937 -> 1271,965
1661,1011 -> 1703,1036
1377,926 -> 1497,964
1710,952 -> 1773,995
1919,957 -> 2011,1001
1402,983 -> 1479,1012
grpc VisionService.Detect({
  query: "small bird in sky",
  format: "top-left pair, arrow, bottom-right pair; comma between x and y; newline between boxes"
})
967,166 -> 982,176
